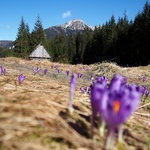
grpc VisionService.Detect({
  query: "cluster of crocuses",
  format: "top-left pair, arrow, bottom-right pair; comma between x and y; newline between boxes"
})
80,86 -> 89,94
51,64 -> 61,74
33,67 -> 41,75
90,74 -> 142,149
141,85 -> 149,98
0,65 -> 6,75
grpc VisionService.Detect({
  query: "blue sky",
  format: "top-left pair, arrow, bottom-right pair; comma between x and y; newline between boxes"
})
0,0 -> 148,41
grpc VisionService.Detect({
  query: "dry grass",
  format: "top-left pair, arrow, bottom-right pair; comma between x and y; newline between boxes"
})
0,57 -> 150,150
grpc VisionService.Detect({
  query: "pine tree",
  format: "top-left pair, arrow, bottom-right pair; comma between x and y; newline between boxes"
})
14,17 -> 30,58
105,15 -> 117,60
131,1 -> 150,65
31,15 -> 47,50
68,34 -> 76,64
49,34 -> 67,62
116,12 -> 131,65
75,32 -> 84,64
82,27 -> 93,64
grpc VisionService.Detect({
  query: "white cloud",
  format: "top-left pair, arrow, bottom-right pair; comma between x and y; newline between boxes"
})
62,11 -> 71,19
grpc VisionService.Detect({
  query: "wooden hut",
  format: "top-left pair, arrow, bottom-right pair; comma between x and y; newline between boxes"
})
29,43 -> 51,60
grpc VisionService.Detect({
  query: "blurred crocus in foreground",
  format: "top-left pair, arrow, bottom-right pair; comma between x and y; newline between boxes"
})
99,74 -> 141,149
90,76 -> 107,137
18,74 -> 26,85
68,73 -> 76,114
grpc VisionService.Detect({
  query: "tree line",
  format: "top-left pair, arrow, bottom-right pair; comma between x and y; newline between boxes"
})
1,1 -> 150,66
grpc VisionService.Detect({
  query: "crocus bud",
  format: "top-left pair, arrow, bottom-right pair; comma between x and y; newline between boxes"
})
44,69 -> 48,75
0,66 -> 6,75
68,73 -> 76,114
66,70 -> 70,76
18,74 -> 25,85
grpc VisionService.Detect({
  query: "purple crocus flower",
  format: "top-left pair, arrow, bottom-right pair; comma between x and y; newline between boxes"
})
33,67 -> 40,74
0,66 -> 2,75
51,65 -> 54,69
141,85 -> 149,98
66,70 -> 70,76
85,86 -> 89,93
80,86 -> 89,94
18,74 -> 26,85
90,81 -> 107,137
90,82 -> 106,118
80,87 -> 85,93
68,73 -> 76,114
77,73 -> 82,78
96,75 -> 108,86
3,67 -> 6,75
90,73 -> 95,81
99,74 -> 141,149
55,65 -> 59,70
109,74 -> 123,92
141,76 -> 147,82
0,66 -> 6,75
145,90 -> 149,98
91,73 -> 94,78
44,69 -> 48,75
57,69 -> 61,74
122,76 -> 128,85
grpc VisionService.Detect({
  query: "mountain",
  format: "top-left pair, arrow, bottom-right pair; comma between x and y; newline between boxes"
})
44,19 -> 94,39
0,40 -> 13,48
0,19 -> 94,43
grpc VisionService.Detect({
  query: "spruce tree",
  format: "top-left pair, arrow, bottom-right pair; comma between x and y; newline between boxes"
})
14,17 -> 30,58
68,34 -> 76,64
31,15 -> 47,50
131,1 -> 150,65
75,32 -> 84,64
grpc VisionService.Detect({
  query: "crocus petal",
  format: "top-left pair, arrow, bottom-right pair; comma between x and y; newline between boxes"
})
109,74 -> 123,93
90,82 -> 106,117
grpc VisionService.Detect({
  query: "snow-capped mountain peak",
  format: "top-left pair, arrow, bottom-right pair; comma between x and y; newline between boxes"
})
59,19 -> 94,31
44,19 -> 94,39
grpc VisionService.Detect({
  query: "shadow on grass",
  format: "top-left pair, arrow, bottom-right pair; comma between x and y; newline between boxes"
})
59,110 -> 90,138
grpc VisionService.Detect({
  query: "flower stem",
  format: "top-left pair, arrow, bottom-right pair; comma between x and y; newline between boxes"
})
105,128 -> 115,150
99,119 -> 105,137
118,124 -> 124,143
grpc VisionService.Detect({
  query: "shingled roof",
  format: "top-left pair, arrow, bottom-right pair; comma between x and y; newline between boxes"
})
29,43 -> 51,60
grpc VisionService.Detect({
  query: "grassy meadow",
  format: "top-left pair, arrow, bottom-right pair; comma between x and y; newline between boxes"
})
0,57 -> 150,150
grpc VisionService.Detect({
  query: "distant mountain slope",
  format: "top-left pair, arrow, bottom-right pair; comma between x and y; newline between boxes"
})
44,19 -> 94,39
0,40 -> 13,48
